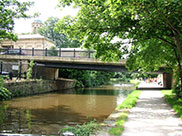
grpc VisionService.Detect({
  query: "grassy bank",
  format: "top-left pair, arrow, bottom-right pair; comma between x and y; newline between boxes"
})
59,121 -> 99,136
162,90 -> 182,119
109,90 -> 141,135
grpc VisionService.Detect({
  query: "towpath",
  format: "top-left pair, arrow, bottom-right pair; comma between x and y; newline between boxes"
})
122,90 -> 182,136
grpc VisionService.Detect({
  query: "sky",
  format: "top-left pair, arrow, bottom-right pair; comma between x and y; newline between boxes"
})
14,0 -> 79,34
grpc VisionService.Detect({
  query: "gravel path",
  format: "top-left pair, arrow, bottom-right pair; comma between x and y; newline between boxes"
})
122,90 -> 182,136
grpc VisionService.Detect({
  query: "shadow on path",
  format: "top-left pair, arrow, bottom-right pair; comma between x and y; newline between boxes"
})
122,90 -> 182,136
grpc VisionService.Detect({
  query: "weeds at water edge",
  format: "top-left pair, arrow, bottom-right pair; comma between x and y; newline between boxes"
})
59,120 -> 100,136
109,90 -> 141,136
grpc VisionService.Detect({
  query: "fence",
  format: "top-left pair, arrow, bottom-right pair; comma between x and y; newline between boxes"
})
0,61 -> 37,80
0,48 -> 95,58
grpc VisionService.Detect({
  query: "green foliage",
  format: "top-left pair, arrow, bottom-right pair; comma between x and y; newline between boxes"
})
162,90 -> 182,119
0,0 -> 34,41
48,46 -> 58,56
0,76 -> 5,88
27,60 -> 34,79
109,127 -> 124,136
59,121 -> 99,136
59,69 -> 114,88
38,17 -> 80,48
114,72 -> 136,82
75,80 -> 84,88
114,73 -> 157,83
57,0 -> 182,93
0,87 -> 12,101
116,90 -> 141,110
0,76 -> 11,101
172,71 -> 182,98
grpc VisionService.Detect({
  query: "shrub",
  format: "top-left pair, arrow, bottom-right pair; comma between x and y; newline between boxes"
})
162,90 -> 182,119
0,87 -> 12,101
59,69 -> 114,88
27,60 -> 34,79
59,121 -> 99,136
0,76 -> 11,101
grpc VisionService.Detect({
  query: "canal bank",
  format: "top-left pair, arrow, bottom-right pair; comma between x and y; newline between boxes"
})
0,83 -> 135,135
4,78 -> 76,97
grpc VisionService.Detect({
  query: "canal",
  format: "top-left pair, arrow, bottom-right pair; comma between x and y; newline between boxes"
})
0,83 -> 135,135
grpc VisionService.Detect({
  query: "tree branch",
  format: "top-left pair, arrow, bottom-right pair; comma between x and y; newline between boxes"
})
155,36 -> 177,48
151,2 -> 181,35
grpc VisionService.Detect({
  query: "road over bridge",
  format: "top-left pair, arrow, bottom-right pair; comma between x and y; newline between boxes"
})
0,55 -> 166,73
0,48 -> 166,73
0,48 -> 171,88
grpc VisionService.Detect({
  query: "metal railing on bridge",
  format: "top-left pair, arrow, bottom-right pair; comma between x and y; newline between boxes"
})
0,48 -> 95,59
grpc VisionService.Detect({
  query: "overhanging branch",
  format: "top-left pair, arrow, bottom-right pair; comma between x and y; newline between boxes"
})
155,36 -> 176,48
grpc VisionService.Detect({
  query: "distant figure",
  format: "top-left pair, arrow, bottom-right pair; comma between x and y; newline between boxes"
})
9,72 -> 13,80
24,72 -> 27,79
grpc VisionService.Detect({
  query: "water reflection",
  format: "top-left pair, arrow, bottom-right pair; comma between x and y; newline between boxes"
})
0,83 -> 134,135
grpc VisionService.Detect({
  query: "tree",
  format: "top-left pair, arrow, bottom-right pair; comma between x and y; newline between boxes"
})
26,60 -> 34,79
0,0 -> 34,42
59,69 -> 114,88
38,17 -> 80,48
48,46 -> 58,56
56,0 -> 182,93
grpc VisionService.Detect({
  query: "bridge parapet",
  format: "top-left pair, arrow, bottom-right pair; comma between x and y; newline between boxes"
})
0,48 -> 172,89
0,48 -> 95,59
0,48 -> 165,73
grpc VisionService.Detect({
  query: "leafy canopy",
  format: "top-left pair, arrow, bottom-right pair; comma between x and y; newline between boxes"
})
0,0 -> 34,41
56,0 -> 182,73
38,17 -> 80,48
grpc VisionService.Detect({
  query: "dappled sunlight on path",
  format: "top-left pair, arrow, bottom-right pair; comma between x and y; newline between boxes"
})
122,91 -> 182,136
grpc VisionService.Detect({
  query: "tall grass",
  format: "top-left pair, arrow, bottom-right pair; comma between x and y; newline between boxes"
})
162,90 -> 182,119
59,121 -> 99,136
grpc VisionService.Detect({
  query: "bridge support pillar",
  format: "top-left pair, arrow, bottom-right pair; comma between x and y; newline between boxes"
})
36,67 -> 59,80
21,60 -> 29,73
163,73 -> 173,89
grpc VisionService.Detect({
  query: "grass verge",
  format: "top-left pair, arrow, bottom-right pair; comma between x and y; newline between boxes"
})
109,90 -> 141,136
162,90 -> 182,119
59,120 -> 99,136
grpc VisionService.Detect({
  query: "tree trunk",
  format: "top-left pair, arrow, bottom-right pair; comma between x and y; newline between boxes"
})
174,34 -> 182,93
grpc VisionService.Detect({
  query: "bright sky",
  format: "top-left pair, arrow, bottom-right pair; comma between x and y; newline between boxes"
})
14,0 -> 78,34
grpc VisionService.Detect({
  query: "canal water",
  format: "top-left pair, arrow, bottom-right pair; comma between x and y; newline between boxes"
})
0,83 -> 135,135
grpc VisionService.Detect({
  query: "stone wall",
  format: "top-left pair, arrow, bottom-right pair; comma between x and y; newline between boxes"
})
55,78 -> 76,90
36,67 -> 59,80
4,78 -> 76,98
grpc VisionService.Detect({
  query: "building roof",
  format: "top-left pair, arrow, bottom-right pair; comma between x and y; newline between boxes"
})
18,34 -> 56,45
18,34 -> 45,39
33,19 -> 42,24
61,48 -> 85,51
